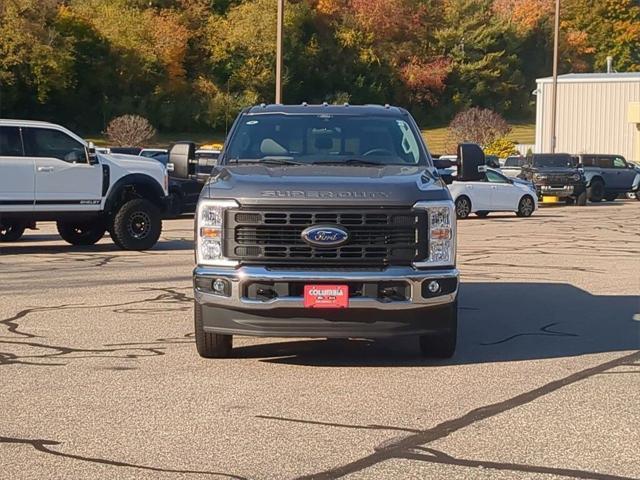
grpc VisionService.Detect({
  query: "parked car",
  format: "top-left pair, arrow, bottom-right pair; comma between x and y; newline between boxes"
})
484,154 -> 500,169
171,104 -> 469,359
577,154 -> 638,202
502,155 -> 525,178
449,167 -> 537,219
519,153 -> 587,205
0,120 -> 169,249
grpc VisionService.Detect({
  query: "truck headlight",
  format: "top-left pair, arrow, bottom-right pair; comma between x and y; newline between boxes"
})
196,199 -> 238,266
533,173 -> 547,181
412,201 -> 456,268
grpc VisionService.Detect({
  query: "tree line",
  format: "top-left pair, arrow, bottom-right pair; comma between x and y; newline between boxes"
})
1,0 -> 638,135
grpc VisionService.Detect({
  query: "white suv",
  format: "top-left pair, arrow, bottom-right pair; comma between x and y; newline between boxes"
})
0,120 -> 169,250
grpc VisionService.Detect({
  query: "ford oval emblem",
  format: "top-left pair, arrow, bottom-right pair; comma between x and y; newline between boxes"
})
301,225 -> 349,247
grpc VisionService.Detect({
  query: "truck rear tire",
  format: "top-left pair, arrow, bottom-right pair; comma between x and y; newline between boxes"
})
57,220 -> 106,246
194,302 -> 232,358
604,193 -> 618,201
588,180 -> 604,202
0,221 -> 26,242
110,198 -> 162,251
575,190 -> 587,206
418,301 -> 457,359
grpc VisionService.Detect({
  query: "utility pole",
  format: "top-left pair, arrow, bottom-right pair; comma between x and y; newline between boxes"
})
550,0 -> 560,153
275,0 -> 284,104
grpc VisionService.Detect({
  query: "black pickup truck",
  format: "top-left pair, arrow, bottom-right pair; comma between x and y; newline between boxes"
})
171,105 -> 486,359
519,153 -> 587,205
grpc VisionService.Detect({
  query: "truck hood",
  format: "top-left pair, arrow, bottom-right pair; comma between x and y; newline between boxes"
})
202,164 -> 450,206
100,153 -> 163,170
528,167 -> 578,175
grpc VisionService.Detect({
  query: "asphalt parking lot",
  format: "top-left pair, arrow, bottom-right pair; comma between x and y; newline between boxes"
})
1,202 -> 639,480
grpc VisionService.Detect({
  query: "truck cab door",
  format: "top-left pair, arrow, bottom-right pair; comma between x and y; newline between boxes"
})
0,126 -> 34,212
23,127 -> 103,211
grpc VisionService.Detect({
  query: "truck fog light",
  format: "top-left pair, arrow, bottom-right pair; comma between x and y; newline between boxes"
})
213,279 -> 227,294
427,280 -> 441,293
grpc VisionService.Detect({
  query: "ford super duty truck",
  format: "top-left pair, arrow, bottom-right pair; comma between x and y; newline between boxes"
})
171,105 -> 483,359
0,120 -> 169,249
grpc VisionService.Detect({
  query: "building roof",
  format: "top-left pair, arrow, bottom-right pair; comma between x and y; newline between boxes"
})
244,104 -> 408,116
537,72 -> 640,84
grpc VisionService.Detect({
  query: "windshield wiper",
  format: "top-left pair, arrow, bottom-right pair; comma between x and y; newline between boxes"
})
232,157 -> 307,166
312,159 -> 385,167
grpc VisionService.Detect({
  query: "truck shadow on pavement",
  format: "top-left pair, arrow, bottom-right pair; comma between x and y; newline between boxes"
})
233,282 -> 639,367
0,238 -> 193,254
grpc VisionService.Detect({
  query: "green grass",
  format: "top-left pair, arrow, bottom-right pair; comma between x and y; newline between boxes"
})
88,123 -> 536,153
422,123 -> 535,154
85,132 -> 226,148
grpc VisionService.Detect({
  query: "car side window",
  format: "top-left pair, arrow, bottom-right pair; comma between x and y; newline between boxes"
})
0,127 -> 24,157
613,157 -> 627,169
486,170 -> 508,184
23,127 -> 87,163
597,156 -> 613,168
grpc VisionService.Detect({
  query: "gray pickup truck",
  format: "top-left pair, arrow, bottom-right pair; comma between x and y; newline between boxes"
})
577,154 -> 639,202
171,105 -> 485,359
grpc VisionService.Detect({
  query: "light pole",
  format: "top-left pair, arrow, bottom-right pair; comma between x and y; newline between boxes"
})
550,0 -> 560,153
275,0 -> 284,104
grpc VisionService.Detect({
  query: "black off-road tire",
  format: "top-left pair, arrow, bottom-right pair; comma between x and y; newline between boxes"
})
57,220 -> 106,246
516,195 -> 535,217
419,301 -> 457,359
455,196 -> 471,219
194,302 -> 232,358
110,198 -> 162,251
576,190 -> 588,206
476,211 -> 489,218
604,193 -> 618,202
0,221 -> 26,242
588,180 -> 604,202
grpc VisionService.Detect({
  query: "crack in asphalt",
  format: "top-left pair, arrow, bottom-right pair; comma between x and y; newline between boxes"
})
400,447 -> 637,480
288,350 -> 640,479
0,287 -> 192,367
0,436 -> 247,479
479,322 -> 579,346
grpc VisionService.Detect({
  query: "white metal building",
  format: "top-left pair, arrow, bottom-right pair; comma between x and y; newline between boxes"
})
535,73 -> 640,163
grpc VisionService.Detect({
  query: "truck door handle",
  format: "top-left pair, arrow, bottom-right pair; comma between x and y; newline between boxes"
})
37,166 -> 54,172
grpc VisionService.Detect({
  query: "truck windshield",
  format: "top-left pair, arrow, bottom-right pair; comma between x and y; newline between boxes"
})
532,156 -> 576,168
224,114 -> 426,165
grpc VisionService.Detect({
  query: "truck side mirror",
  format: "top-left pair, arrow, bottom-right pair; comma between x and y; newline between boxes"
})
169,141 -> 196,179
86,141 -> 99,165
457,143 -> 485,181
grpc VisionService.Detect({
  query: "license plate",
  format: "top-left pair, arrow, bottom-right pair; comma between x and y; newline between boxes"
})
304,285 -> 349,309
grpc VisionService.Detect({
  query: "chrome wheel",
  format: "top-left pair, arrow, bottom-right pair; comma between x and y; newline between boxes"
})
517,196 -> 534,217
455,197 -> 471,219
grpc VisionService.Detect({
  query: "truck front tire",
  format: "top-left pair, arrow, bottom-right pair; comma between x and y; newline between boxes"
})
588,180 -> 604,202
0,221 -> 26,242
57,220 -> 106,246
418,301 -> 457,359
110,198 -> 162,251
194,302 -> 233,358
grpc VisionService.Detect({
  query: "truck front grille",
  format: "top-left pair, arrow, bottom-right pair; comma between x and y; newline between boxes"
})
224,208 -> 427,265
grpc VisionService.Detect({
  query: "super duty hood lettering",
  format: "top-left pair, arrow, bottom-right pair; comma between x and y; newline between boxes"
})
260,190 -> 390,199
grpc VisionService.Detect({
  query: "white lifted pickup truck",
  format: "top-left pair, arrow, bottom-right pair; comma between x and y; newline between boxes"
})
0,120 -> 169,250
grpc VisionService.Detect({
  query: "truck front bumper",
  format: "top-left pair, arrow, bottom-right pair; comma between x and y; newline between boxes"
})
194,265 -> 459,338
